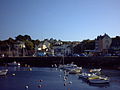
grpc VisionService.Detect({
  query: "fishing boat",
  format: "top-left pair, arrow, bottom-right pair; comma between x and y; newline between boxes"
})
8,61 -> 20,66
0,69 -> 8,76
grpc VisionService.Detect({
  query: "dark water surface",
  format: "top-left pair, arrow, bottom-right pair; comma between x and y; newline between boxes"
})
0,66 -> 120,90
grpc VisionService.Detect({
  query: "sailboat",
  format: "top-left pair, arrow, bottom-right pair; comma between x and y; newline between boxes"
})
59,56 -> 82,74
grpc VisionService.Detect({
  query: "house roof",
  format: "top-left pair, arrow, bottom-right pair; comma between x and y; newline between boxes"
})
96,33 -> 110,40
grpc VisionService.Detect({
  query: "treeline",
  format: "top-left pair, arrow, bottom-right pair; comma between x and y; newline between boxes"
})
0,35 -> 40,51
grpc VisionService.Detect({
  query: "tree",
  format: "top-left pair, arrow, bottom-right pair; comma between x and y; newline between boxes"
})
24,35 -> 32,41
15,35 -> 32,41
25,40 -> 34,50
73,39 -> 95,53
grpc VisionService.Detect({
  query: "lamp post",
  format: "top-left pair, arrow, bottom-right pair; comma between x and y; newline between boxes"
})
7,44 -> 11,57
22,44 -> 25,57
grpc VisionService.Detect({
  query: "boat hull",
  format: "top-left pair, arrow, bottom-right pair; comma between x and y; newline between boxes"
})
88,79 -> 109,84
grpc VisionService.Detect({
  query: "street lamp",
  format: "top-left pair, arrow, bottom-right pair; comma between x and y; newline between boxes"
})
22,44 -> 25,57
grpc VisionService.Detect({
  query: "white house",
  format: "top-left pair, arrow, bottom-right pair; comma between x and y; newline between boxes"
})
95,33 -> 112,53
37,40 -> 51,51
52,44 -> 72,56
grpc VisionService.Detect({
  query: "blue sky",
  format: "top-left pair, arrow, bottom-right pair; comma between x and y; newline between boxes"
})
0,0 -> 120,41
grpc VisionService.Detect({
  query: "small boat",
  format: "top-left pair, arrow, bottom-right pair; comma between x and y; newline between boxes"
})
68,67 -> 82,74
59,63 -> 77,70
8,61 -> 20,66
90,68 -> 101,73
88,76 -> 110,84
0,69 -> 8,76
89,68 -> 102,75
79,73 -> 97,80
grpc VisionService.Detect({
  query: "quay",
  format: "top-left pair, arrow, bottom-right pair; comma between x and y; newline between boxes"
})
0,56 -> 120,69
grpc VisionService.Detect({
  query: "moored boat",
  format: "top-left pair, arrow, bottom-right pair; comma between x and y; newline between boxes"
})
79,73 -> 97,80
8,61 -> 20,66
0,69 -> 8,76
68,67 -> 82,74
88,76 -> 110,84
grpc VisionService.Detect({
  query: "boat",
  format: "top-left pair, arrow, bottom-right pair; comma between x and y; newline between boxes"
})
88,76 -> 110,84
79,73 -> 97,80
68,67 -> 82,74
58,56 -> 82,74
0,69 -> 8,76
59,63 -> 77,69
89,68 -> 102,75
90,68 -> 101,73
8,61 -> 20,66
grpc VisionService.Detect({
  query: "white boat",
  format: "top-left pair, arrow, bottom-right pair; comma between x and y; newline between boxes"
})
79,73 -> 97,80
89,68 -> 102,75
8,61 -> 20,66
0,69 -> 8,76
88,76 -> 110,84
90,68 -> 101,73
68,67 -> 82,74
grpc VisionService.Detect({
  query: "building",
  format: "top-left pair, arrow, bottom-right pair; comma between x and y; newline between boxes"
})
110,36 -> 120,55
95,33 -> 112,53
37,40 -> 51,51
52,44 -> 73,56
14,41 -> 26,56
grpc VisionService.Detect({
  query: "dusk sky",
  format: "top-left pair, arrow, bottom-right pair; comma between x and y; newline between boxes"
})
0,0 -> 120,41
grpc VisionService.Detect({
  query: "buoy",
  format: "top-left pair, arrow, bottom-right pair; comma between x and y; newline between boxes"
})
25,85 -> 29,89
39,80 -> 44,82
38,84 -> 42,88
69,81 -> 72,84
64,83 -> 67,86
29,68 -> 32,71
12,73 -> 16,76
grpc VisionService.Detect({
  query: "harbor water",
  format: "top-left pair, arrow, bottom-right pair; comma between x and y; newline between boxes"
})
0,66 -> 120,90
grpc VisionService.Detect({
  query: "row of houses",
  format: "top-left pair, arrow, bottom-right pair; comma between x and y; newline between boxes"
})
34,33 -> 120,56
19,33 -> 120,56
34,40 -> 75,56
1,34 -> 119,57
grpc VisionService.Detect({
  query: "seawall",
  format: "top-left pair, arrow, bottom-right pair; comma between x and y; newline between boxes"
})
0,56 -> 120,69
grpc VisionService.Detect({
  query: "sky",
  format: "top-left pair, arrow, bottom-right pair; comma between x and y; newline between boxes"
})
0,0 -> 120,41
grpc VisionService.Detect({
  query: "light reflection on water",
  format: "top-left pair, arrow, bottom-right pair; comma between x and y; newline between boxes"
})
0,66 -> 120,90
